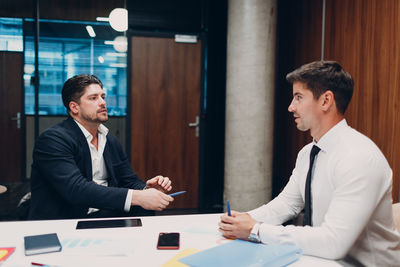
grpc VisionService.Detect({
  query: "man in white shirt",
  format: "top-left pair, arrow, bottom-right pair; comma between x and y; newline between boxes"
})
219,61 -> 400,266
30,74 -> 174,219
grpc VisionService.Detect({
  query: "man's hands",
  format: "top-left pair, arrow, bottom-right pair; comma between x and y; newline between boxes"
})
218,210 -> 258,240
131,175 -> 173,211
131,188 -> 173,211
146,175 -> 172,193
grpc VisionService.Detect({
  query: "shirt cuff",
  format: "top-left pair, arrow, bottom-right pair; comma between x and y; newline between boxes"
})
124,189 -> 133,212
258,223 -> 297,246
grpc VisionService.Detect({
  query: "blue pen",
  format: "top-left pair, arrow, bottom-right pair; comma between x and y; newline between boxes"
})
227,200 -> 231,216
169,191 -> 186,197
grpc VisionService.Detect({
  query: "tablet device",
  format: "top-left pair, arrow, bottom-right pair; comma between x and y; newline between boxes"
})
76,218 -> 142,229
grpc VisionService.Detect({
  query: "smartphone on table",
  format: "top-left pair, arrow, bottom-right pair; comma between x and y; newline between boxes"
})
157,232 -> 180,250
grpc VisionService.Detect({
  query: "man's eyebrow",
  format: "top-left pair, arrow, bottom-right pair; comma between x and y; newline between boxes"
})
293,92 -> 303,96
86,93 -> 103,97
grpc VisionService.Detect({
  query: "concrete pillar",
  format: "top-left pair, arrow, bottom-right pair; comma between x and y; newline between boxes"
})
224,0 -> 277,211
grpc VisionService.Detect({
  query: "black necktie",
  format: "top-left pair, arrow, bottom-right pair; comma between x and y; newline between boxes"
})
304,145 -> 321,226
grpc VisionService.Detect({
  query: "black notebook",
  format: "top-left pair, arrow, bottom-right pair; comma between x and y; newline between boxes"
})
24,233 -> 62,256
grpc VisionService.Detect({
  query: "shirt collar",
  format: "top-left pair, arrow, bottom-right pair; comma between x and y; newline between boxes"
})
74,119 -> 109,142
313,119 -> 347,152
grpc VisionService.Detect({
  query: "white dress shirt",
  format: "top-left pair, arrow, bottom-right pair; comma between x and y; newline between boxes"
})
248,119 -> 400,266
74,120 -> 133,213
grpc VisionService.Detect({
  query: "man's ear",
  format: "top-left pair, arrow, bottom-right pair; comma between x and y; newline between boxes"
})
320,90 -> 335,112
69,101 -> 79,115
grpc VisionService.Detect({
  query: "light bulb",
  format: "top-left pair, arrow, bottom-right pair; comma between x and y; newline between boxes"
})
109,8 -> 128,32
113,36 -> 128,53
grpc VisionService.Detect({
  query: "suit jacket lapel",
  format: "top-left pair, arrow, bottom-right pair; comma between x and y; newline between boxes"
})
103,141 -> 117,186
64,116 -> 92,180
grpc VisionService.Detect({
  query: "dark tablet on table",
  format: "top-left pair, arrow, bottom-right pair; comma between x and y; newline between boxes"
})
76,218 -> 142,229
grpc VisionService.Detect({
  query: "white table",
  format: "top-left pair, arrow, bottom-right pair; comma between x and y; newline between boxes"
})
0,214 -> 340,267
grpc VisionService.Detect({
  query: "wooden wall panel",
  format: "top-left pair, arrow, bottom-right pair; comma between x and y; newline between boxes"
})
0,52 -> 24,183
273,0 -> 322,196
324,0 -> 400,202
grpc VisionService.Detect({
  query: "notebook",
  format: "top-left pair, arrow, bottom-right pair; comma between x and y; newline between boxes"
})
178,239 -> 302,267
24,233 -> 62,256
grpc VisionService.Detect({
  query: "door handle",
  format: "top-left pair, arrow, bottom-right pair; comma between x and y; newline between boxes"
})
188,115 -> 199,137
11,112 -> 21,129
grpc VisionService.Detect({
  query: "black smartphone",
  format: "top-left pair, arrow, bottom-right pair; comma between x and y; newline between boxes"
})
156,232 -> 180,250
76,218 -> 142,229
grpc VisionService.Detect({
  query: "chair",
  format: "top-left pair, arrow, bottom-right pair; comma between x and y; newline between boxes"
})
392,203 -> 400,232
15,192 -> 31,220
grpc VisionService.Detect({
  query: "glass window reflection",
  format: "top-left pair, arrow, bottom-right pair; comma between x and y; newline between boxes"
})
0,17 -> 127,116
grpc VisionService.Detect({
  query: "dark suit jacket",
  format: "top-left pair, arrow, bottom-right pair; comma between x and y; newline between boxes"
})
29,116 -> 146,220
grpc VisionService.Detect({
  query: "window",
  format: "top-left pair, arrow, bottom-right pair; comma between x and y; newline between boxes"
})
0,17 -> 127,116
0,18 -> 23,51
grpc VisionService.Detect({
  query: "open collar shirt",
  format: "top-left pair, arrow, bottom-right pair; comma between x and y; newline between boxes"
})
74,120 -> 132,213
249,119 -> 400,266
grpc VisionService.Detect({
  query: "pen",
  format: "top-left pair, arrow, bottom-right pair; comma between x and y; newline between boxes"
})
227,200 -> 231,216
169,191 -> 186,197
31,262 -> 59,267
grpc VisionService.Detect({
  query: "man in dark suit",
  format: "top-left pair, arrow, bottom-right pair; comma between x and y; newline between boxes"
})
29,74 -> 174,220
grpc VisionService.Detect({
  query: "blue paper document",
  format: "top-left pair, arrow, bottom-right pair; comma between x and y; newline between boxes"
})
178,239 -> 302,267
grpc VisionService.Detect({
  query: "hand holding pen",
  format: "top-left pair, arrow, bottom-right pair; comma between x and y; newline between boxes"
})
219,201 -> 258,240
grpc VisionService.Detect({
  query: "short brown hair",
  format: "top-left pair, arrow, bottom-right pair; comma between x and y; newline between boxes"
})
286,61 -> 354,114
61,74 -> 103,112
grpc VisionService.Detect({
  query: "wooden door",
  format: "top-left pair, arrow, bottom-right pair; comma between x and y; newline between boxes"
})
324,0 -> 400,202
130,36 -> 201,209
0,52 -> 24,183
